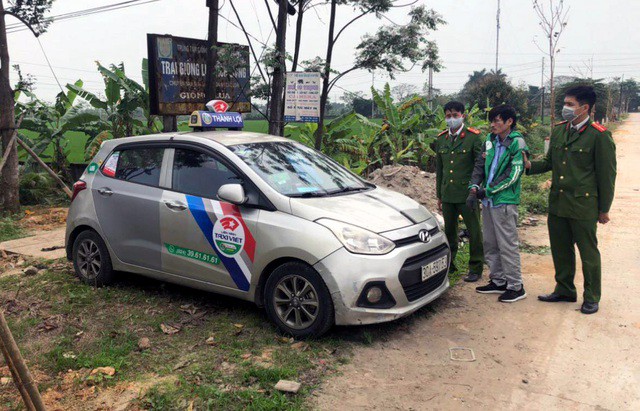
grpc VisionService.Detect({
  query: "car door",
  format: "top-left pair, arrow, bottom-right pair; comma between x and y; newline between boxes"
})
92,146 -> 167,270
159,146 -> 260,292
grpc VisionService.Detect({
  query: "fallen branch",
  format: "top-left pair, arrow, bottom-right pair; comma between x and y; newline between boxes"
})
0,114 -> 24,175
0,309 -> 46,410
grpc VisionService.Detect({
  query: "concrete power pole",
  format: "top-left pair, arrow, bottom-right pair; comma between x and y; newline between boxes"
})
428,66 -> 433,109
205,0 -> 219,102
495,0 -> 501,72
540,57 -> 545,124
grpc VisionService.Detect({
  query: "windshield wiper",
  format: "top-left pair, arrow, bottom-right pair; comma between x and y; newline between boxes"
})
288,191 -> 329,198
327,186 -> 370,195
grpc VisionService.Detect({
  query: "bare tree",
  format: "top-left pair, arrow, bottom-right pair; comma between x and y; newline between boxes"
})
533,0 -> 569,125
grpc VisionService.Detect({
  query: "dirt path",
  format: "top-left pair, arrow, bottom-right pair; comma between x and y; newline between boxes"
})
313,115 -> 640,410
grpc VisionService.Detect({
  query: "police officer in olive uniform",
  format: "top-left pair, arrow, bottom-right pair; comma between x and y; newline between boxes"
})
436,101 -> 485,282
526,86 -> 616,314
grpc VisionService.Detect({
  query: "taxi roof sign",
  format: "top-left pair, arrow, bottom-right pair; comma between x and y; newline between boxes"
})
189,110 -> 244,131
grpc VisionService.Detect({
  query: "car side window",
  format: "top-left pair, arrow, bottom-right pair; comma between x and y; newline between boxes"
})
102,148 -> 164,187
172,148 -> 241,199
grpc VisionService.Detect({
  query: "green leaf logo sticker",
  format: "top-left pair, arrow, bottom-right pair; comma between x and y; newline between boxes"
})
87,163 -> 98,174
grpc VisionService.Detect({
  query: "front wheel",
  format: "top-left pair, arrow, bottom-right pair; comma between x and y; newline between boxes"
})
264,262 -> 334,339
72,230 -> 114,287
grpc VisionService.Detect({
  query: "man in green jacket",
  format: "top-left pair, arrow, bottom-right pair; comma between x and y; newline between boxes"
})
526,85 -> 616,314
468,105 -> 528,303
435,101 -> 485,282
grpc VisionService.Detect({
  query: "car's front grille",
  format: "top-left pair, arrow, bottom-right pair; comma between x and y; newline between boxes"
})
398,243 -> 449,302
394,226 -> 440,247
402,270 -> 448,302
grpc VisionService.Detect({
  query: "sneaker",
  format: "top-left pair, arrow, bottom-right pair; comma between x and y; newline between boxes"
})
498,287 -> 527,303
475,280 -> 507,294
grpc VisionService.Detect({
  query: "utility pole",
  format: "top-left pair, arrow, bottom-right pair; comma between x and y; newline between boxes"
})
268,0 -> 289,136
205,0 -> 219,102
618,73 -> 624,117
428,66 -> 433,109
370,70 -> 375,118
540,57 -> 545,124
495,0 -> 500,72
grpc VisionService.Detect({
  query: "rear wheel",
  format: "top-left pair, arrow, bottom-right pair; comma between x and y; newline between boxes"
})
72,230 -> 114,287
264,262 -> 334,339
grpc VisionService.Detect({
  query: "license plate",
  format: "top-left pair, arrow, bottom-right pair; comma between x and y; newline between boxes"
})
421,256 -> 448,281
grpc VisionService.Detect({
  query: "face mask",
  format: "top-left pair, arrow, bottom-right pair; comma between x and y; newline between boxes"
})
562,105 -> 586,122
446,117 -> 463,130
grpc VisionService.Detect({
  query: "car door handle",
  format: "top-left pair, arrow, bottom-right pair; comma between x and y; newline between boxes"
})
164,200 -> 187,211
97,188 -> 113,196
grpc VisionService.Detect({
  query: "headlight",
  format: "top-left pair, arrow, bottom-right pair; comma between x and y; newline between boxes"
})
434,213 -> 445,231
316,218 -> 395,255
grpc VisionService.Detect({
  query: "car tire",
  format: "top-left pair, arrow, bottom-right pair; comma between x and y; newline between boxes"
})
72,230 -> 114,287
264,262 -> 334,339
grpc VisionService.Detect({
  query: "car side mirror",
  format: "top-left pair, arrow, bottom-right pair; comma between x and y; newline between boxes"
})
217,184 -> 247,205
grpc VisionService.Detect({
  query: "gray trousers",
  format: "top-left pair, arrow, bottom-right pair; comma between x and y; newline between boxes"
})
482,204 -> 523,290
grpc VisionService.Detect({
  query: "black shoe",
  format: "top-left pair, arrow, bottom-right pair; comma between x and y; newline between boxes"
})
581,302 -> 599,314
475,281 -> 507,294
537,292 -> 577,303
463,273 -> 481,282
499,287 -> 527,303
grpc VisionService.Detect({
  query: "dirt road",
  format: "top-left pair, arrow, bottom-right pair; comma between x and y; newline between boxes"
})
314,115 -> 640,410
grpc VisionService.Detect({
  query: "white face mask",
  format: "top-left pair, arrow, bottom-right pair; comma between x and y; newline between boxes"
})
446,117 -> 463,130
562,104 -> 587,122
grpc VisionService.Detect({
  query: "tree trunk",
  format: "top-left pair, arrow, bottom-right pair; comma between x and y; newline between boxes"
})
267,0 -> 288,136
291,0 -> 305,72
314,0 -> 337,150
548,37 -> 556,126
0,1 -> 20,214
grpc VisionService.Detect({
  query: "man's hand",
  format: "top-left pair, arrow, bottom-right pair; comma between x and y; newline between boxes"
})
598,212 -> 610,224
437,198 -> 442,211
525,160 -> 532,170
466,190 -> 478,211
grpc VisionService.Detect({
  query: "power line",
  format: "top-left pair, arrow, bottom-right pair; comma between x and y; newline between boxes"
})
6,0 -> 161,34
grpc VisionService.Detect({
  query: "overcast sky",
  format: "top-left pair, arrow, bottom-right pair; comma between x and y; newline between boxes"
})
7,0 -> 640,104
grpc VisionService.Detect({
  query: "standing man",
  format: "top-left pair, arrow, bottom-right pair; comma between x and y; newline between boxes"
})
468,105 -> 528,303
526,85 -> 616,314
435,101 -> 485,282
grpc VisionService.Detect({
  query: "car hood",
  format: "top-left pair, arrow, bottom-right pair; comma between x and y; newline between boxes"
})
289,187 -> 433,233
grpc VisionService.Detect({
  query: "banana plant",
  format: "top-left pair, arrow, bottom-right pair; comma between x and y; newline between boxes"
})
17,82 -> 102,181
67,62 -> 159,160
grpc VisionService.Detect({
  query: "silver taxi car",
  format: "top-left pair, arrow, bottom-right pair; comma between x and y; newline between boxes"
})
66,123 -> 450,337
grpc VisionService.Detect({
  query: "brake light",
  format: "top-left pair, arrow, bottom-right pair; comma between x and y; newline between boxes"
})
71,180 -> 86,202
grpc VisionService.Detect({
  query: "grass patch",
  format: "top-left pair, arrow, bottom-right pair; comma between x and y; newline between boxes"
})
519,171 -> 551,217
0,214 -> 27,242
0,263 -> 350,410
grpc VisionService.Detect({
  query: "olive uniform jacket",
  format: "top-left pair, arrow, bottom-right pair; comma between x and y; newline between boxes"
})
435,126 -> 483,203
527,120 -> 617,220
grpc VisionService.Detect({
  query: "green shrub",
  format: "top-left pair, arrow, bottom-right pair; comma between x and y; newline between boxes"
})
19,172 -> 69,206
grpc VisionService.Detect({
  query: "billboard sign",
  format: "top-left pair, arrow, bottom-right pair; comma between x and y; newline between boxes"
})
147,34 -> 251,115
284,72 -> 321,123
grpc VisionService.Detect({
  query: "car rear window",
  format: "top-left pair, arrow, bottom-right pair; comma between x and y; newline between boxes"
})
102,148 -> 164,187
172,148 -> 241,199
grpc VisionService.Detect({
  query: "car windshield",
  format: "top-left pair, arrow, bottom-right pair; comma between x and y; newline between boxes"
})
229,141 -> 371,197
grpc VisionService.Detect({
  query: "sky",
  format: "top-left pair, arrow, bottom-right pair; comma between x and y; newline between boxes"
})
6,0 -> 640,104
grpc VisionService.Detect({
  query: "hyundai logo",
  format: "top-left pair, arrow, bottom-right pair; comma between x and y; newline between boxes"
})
418,229 -> 431,243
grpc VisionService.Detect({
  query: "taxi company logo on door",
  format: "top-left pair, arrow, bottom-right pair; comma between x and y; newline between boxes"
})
213,216 -> 245,257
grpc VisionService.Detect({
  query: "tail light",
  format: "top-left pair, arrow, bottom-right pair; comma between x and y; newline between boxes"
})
71,180 -> 86,202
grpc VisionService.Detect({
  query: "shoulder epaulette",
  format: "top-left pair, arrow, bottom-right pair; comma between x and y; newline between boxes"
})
591,122 -> 607,132
438,129 -> 448,137
554,120 -> 568,127
467,127 -> 481,135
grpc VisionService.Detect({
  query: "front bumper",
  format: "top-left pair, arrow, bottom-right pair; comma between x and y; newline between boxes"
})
313,227 -> 450,326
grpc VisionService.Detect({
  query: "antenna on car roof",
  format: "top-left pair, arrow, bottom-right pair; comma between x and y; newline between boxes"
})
188,100 -> 244,132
